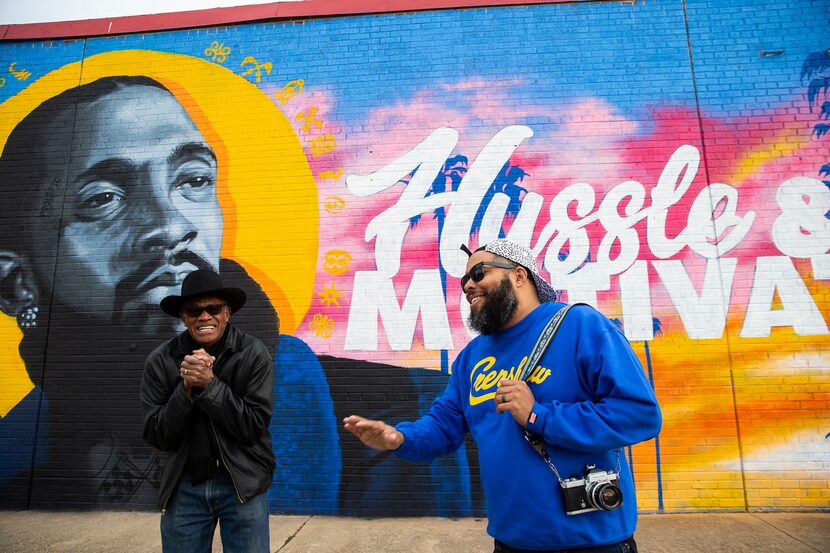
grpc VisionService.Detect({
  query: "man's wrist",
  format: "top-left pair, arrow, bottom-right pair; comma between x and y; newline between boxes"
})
390,430 -> 405,451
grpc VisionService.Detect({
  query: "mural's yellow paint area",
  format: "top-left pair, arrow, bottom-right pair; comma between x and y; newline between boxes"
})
0,62 -> 84,416
727,125 -> 806,185
0,320 -> 30,417
0,50 -> 318,415
634,275 -> 830,509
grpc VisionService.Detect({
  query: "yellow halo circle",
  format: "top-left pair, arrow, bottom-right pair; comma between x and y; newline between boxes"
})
0,49 -> 318,413
0,49 -> 318,336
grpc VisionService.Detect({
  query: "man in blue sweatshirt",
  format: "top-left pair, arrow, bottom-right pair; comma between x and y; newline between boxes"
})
344,239 -> 662,552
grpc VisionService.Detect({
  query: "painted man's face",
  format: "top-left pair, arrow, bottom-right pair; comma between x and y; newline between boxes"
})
38,86 -> 223,332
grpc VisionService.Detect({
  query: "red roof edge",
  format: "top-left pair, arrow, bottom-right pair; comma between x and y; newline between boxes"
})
0,0 -> 569,41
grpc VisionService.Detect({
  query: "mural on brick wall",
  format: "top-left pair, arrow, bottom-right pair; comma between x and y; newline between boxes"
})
0,1 -> 827,513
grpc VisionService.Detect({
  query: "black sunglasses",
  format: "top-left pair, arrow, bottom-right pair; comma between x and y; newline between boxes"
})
182,303 -> 227,317
460,261 -> 517,288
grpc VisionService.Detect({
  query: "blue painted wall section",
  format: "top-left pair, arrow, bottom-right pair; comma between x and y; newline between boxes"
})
0,0 -> 828,514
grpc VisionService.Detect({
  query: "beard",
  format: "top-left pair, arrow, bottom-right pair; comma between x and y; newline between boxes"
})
109,249 -> 219,335
467,275 -> 519,335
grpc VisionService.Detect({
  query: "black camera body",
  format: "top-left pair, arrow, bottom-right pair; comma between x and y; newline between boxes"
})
560,464 -> 623,515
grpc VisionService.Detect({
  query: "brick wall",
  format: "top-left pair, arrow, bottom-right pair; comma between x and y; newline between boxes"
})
0,0 -> 827,513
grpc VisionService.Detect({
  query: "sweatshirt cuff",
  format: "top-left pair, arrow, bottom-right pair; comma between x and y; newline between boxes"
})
393,423 -> 415,458
524,404 -> 543,434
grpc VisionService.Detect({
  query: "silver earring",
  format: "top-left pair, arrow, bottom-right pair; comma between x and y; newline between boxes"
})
18,305 -> 38,329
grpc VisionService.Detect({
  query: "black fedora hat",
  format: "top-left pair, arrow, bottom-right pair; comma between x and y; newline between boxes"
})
160,269 -> 247,317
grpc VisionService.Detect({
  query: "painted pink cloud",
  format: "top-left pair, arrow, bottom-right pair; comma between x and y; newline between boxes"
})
290,79 -> 826,364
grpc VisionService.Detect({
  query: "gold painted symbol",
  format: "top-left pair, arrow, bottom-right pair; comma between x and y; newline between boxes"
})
309,314 -> 335,339
204,42 -> 231,63
8,63 -> 31,81
240,56 -> 272,83
308,133 -> 336,157
323,250 -> 351,275
296,107 -> 323,132
317,168 -> 343,180
323,196 -> 345,215
275,79 -> 305,105
318,282 -> 344,308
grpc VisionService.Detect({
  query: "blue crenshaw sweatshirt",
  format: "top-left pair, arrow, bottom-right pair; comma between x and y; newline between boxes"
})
395,302 -> 662,550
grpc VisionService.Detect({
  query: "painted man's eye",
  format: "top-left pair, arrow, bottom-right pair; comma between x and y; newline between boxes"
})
176,171 -> 217,202
75,185 -> 126,221
181,175 -> 212,189
83,192 -> 119,209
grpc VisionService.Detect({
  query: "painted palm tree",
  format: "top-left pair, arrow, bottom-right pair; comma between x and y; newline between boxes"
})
402,157 -> 532,371
612,316 -> 664,509
403,157 -> 532,293
644,317 -> 664,510
404,155 -> 469,295
802,50 -> 830,136
801,50 -> 830,218
470,161 -> 529,239
406,155 -> 469,230
802,51 -> 830,446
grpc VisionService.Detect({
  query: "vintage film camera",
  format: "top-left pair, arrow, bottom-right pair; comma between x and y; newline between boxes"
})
560,464 -> 623,515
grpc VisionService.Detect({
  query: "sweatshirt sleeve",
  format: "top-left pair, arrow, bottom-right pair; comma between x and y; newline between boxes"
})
394,366 -> 469,463
523,305 -> 662,452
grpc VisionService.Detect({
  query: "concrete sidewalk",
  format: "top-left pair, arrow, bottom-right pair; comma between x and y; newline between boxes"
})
1,511 -> 828,552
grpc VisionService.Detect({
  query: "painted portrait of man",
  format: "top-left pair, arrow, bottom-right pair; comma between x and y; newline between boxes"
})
0,52 -> 473,515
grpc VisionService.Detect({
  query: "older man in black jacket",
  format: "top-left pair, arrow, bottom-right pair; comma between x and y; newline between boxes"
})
141,269 -> 275,553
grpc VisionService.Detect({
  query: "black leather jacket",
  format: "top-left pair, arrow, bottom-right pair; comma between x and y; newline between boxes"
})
141,324 -> 275,510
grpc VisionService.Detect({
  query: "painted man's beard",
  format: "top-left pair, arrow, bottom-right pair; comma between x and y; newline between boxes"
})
111,249 -> 217,333
467,275 -> 519,335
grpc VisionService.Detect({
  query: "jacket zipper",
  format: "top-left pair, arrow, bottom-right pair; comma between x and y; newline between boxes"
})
211,419 -> 245,504
206,350 -> 244,504
161,460 -> 185,516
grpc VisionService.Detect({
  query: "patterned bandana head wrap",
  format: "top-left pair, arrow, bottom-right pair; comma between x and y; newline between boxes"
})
462,239 -> 558,303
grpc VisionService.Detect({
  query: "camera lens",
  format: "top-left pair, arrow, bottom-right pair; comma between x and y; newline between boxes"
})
591,483 -> 623,511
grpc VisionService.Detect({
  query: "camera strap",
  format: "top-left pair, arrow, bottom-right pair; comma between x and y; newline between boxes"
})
520,303 -> 582,483
518,303 -> 580,381
520,302 -> 630,484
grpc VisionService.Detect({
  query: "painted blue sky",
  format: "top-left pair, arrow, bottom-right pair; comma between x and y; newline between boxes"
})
1,1 -> 826,121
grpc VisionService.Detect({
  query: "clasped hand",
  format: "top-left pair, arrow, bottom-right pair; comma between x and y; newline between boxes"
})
180,348 -> 215,395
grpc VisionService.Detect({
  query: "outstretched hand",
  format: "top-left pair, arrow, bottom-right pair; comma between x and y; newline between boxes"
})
343,415 -> 404,451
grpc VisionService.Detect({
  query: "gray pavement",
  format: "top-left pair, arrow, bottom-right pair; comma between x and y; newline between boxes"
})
0,511 -> 828,552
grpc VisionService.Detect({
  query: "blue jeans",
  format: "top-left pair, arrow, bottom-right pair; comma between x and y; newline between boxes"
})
161,471 -> 269,553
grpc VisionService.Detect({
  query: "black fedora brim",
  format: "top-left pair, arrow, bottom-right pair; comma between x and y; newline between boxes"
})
160,287 -> 247,317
